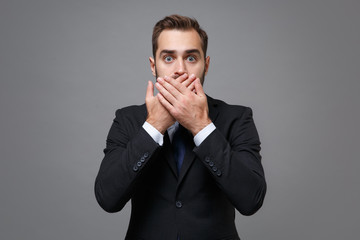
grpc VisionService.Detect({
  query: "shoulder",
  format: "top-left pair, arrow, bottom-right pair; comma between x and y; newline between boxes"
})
113,103 -> 147,127
207,95 -> 253,119
115,104 -> 146,117
207,96 -> 260,144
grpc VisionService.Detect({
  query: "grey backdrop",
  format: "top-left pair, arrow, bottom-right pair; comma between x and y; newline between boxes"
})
1,0 -> 359,239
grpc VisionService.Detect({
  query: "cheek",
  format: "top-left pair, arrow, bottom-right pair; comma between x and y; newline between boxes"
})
158,65 -> 171,73
189,65 -> 205,77
155,64 -> 174,77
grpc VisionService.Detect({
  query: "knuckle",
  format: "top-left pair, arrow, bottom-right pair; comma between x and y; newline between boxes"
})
170,109 -> 177,117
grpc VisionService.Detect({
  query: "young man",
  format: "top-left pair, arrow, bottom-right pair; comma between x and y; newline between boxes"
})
95,15 -> 266,240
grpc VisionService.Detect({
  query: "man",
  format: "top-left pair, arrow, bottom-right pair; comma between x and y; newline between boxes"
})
95,15 -> 266,240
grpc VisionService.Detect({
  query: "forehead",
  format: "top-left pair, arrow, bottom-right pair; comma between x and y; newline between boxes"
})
156,29 -> 203,56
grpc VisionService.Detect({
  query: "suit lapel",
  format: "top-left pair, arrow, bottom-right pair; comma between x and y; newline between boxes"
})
207,95 -> 219,123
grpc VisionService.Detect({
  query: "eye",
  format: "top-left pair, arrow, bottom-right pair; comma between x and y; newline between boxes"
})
187,56 -> 196,62
164,56 -> 173,62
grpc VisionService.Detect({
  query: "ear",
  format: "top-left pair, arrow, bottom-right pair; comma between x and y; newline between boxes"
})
204,56 -> 210,75
149,57 -> 156,77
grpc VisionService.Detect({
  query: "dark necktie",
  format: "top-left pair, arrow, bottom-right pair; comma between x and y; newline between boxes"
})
172,124 -> 186,174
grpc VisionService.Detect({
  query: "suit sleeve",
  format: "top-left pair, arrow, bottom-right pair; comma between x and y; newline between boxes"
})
94,108 -> 160,213
193,107 -> 266,216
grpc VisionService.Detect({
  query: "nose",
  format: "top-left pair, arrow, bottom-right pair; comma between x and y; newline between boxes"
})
174,59 -> 187,77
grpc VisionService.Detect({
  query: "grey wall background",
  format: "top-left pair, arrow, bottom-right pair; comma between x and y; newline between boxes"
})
1,0 -> 359,239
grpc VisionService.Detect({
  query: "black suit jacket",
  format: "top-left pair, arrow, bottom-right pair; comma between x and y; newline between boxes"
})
95,96 -> 266,240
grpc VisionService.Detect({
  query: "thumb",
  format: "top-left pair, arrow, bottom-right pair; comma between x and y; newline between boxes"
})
146,81 -> 154,100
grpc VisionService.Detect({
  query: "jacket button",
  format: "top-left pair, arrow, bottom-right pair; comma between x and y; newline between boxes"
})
140,156 -> 146,163
137,161 -> 142,167
216,170 -> 222,177
205,156 -> 210,163
143,152 -> 149,158
212,166 -> 218,172
209,161 -> 214,167
175,201 -> 182,208
133,165 -> 139,172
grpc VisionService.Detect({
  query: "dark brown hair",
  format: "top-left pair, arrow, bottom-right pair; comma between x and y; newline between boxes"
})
152,14 -> 208,58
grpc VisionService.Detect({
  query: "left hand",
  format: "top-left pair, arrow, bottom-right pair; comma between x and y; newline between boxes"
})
155,75 -> 212,136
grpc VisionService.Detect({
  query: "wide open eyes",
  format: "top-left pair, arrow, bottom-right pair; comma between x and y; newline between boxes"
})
162,55 -> 197,63
164,56 -> 174,62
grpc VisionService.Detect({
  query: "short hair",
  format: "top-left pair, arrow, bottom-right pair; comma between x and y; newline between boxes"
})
152,14 -> 208,58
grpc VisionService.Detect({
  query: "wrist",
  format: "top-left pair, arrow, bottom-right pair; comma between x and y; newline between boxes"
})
146,118 -> 165,134
146,117 -> 174,134
190,118 -> 212,136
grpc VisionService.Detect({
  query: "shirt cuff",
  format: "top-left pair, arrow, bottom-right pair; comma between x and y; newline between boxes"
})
193,123 -> 216,147
143,121 -> 164,146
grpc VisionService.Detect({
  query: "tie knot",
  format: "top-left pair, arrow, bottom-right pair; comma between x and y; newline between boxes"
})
175,124 -> 186,135
173,124 -> 186,145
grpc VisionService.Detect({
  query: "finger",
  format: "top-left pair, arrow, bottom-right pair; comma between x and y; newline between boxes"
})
182,74 -> 197,88
155,81 -> 177,104
164,76 -> 188,96
159,77 -> 184,99
157,92 -> 174,114
194,78 -> 205,96
146,81 -> 154,100
173,73 -> 188,83
188,81 -> 196,92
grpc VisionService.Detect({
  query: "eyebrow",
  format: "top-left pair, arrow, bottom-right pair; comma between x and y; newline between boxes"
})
159,50 -> 175,55
185,49 -> 201,55
159,49 -> 201,56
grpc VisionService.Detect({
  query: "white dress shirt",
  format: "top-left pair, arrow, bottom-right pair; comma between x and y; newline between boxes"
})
142,121 -> 216,147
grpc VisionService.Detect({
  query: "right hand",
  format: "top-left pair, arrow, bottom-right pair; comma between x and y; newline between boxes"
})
145,80 -> 175,134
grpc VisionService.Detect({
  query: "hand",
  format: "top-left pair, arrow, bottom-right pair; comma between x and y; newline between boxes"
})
145,80 -> 175,134
172,73 -> 197,91
155,75 -> 212,136
145,74 -> 197,134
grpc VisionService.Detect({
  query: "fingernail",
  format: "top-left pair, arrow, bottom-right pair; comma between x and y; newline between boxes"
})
190,74 -> 195,78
